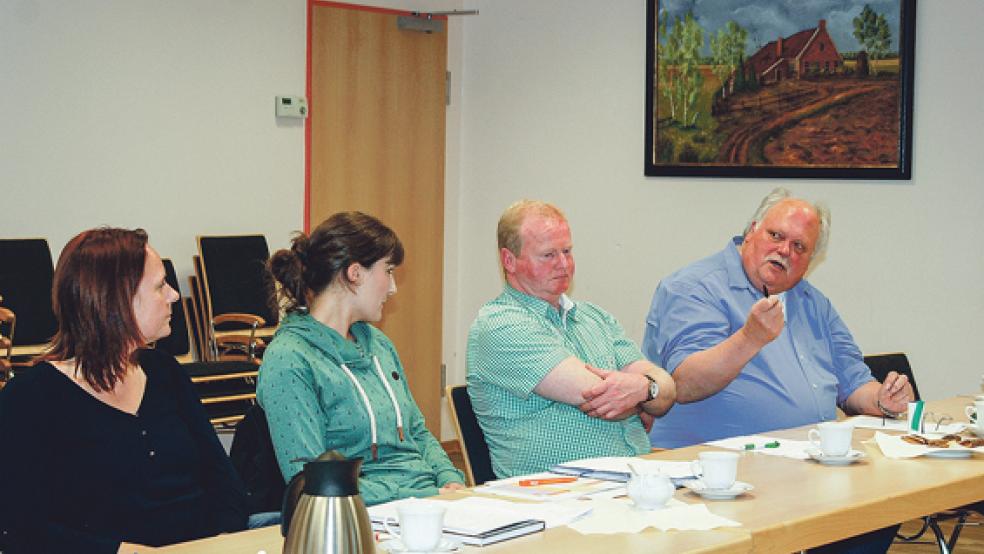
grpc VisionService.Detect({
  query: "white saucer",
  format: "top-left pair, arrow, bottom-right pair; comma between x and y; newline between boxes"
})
925,449 -> 974,459
805,448 -> 866,466
379,537 -> 461,553
683,480 -> 753,500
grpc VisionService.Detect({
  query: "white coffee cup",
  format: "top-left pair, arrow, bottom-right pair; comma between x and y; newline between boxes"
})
626,472 -> 675,510
383,499 -> 446,551
965,400 -> 984,428
808,421 -> 854,456
690,451 -> 739,490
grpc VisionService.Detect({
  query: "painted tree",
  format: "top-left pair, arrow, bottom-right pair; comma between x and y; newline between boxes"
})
675,12 -> 704,126
656,10 -> 678,120
853,4 -> 892,74
710,20 -> 749,99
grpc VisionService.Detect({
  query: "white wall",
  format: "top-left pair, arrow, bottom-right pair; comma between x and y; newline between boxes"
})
450,0 -> 984,404
0,0 -> 308,279
0,0 -> 467,436
2,1 -> 982,437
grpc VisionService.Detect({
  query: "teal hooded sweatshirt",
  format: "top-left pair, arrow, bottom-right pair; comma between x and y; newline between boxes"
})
257,312 -> 463,505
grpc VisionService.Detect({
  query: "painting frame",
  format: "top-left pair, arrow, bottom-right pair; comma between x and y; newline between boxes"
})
644,0 -> 916,179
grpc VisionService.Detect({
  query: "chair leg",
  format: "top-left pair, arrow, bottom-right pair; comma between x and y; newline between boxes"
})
945,512 -> 970,552
927,517 -> 951,554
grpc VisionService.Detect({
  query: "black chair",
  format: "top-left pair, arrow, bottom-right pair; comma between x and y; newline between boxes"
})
0,238 -> 57,364
229,404 -> 286,514
864,352 -> 973,553
196,235 -> 279,361
864,352 -> 922,401
158,258 -> 259,428
445,385 -> 494,486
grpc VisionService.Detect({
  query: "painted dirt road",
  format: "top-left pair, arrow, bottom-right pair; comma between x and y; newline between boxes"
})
716,79 -> 898,166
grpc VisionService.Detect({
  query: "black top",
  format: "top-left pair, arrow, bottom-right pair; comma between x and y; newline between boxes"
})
0,348 -> 248,553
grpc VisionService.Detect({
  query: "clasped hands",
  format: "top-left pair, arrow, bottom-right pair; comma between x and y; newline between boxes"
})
578,365 -> 648,421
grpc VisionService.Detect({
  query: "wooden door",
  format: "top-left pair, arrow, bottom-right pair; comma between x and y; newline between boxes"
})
308,2 -> 447,436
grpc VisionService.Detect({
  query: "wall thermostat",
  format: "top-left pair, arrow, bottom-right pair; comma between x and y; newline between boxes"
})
275,95 -> 308,118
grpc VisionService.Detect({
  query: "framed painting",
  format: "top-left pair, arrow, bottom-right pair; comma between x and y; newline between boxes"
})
645,0 -> 916,179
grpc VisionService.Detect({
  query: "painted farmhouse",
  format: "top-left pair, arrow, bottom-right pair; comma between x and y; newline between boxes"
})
745,20 -> 843,84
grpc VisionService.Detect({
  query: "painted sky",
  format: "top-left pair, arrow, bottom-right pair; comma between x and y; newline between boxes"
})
657,0 -> 903,55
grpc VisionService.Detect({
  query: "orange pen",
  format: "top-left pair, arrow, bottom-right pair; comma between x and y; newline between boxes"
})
518,476 -> 578,487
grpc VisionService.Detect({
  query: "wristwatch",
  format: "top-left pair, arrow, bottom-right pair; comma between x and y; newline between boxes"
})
643,373 -> 659,403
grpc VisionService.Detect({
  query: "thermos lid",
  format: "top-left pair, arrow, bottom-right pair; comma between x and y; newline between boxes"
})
302,450 -> 364,497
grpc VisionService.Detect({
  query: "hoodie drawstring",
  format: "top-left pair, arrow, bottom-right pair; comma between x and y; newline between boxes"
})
372,356 -> 405,442
339,355 -> 406,460
339,363 -> 378,460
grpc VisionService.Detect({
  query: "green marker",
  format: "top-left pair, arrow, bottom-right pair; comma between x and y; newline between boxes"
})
744,441 -> 780,450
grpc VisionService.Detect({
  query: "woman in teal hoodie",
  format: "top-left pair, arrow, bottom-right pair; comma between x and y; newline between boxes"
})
257,212 -> 465,505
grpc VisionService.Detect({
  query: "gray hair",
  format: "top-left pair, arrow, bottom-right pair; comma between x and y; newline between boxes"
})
743,187 -> 831,259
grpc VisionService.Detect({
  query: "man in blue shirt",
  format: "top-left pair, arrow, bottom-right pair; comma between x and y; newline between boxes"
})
643,188 -> 914,554
644,188 -> 913,448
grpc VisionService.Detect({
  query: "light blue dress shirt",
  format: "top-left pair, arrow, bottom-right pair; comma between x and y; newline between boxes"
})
643,237 -> 873,448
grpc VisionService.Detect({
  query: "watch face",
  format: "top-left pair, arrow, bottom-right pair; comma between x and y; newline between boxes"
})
648,380 -> 659,401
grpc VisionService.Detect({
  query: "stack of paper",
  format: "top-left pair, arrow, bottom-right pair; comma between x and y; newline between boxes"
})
369,496 -> 589,545
549,456 -> 696,484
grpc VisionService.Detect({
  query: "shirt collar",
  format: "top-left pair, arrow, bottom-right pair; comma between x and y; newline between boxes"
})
504,284 -> 577,324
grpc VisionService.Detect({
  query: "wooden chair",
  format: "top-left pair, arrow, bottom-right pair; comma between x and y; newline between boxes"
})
0,238 -> 57,364
0,306 -> 14,385
157,258 -> 260,428
445,384 -> 495,486
864,352 -> 972,553
195,235 -> 279,361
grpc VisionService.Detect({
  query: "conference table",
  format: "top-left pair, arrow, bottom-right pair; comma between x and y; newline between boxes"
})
152,396 -> 984,553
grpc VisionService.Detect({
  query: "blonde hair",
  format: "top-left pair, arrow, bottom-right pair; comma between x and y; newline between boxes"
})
497,200 -> 567,256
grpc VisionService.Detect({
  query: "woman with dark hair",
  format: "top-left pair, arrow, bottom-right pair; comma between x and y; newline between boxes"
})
258,211 -> 464,505
0,228 -> 248,553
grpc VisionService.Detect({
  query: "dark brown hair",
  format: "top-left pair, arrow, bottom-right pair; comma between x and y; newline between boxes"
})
268,212 -> 404,313
45,228 -> 149,392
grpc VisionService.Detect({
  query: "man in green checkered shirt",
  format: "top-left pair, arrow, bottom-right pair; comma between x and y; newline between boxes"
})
466,200 -> 676,478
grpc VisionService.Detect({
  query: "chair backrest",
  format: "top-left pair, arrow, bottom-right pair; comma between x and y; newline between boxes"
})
0,239 -> 57,347
229,404 -> 286,514
188,257 -> 209,360
863,352 -> 922,401
446,384 -> 494,486
196,235 -> 278,330
155,259 -> 193,360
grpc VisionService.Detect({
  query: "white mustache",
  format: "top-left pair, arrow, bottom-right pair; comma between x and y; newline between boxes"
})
765,254 -> 789,271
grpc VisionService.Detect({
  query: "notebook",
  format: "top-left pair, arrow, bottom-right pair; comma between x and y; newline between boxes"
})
368,497 -> 547,546
549,456 -> 696,486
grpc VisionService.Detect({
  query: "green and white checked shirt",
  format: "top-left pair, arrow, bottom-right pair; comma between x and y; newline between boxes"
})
466,285 -> 651,478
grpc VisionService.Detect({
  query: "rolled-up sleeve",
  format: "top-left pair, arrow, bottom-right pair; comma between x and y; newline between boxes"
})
644,280 -> 732,373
